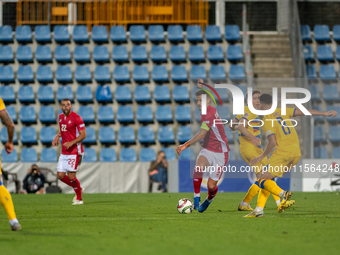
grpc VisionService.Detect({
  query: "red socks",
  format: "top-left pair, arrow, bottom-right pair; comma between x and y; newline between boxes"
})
208,186 -> 218,201
60,176 -> 82,200
193,171 -> 203,195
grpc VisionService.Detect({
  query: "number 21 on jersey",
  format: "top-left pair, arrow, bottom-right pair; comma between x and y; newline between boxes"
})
61,124 -> 67,132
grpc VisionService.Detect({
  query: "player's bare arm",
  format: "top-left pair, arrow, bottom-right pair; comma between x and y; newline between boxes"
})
0,109 -> 14,154
250,134 -> 276,166
197,78 -> 204,88
294,108 -> 338,118
63,129 -> 87,150
233,118 -> 261,146
52,132 -> 61,146
176,128 -> 208,155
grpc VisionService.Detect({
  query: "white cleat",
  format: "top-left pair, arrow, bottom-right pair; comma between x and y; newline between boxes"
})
72,187 -> 85,203
72,200 -> 84,205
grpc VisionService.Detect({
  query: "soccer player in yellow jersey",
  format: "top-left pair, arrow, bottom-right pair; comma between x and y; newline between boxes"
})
0,97 -> 21,230
245,93 -> 338,217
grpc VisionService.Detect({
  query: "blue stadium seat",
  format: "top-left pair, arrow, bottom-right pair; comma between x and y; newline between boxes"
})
154,85 -> 171,103
93,46 -> 109,63
210,65 -> 226,82
120,148 -> 137,162
6,106 -> 17,123
156,105 -> 173,123
312,105 -> 324,123
303,45 -> 315,62
216,105 -> 231,120
96,85 -> 112,104
188,45 -> 205,62
83,148 -> 97,162
72,25 -> 89,43
17,65 -> 34,84
20,127 -> 37,145
167,25 -> 184,42
329,126 -> 340,143
138,126 -> 155,144
152,65 -> 168,83
136,106 -> 153,123
161,147 -> 176,160
16,45 -> 33,63
319,65 -> 336,82
326,105 -> 340,123
148,25 -> 165,43
94,65 -> 111,83
133,65 -> 149,83
1,127 -> 18,144
73,45 -> 90,63
56,65 -> 72,84
0,46 -> 13,63
0,66 -> 14,83
130,25 -> 146,43
224,127 -> 234,144
82,127 -> 97,145
97,105 -> 115,124
333,25 -> 340,42
18,85 -> 34,104
331,147 -> 340,158
237,84 -> 247,99
92,25 -> 108,43
229,65 -> 246,81
158,126 -> 175,144
56,86 -> 74,103
306,65 -> 317,81
1,148 -> 18,162
40,148 -> 57,162
187,25 -> 203,43
169,46 -> 186,63
115,86 -> 132,103
78,106 -> 95,124
110,26 -> 127,43
117,105 -> 134,123
15,25 -> 32,43
39,106 -> 56,124
75,65 -> 92,84
76,86 -> 93,104
0,25 -> 13,43
118,126 -> 136,144
301,25 -> 312,42
323,84 -> 339,102
21,148 -> 38,162
336,46 -> 340,61
207,45 -> 224,62
0,86 -> 15,104
19,106 -> 36,124
225,25 -> 240,42
35,25 -> 51,43
175,105 -> 190,123
55,45 -> 71,63
134,85 -> 151,103
100,148 -> 117,162
131,45 -> 148,62
98,127 -> 116,145
40,126 -> 56,145
205,25 -> 222,42
36,65 -> 53,83
226,45 -> 243,61
191,86 -> 199,101
190,65 -> 206,81
309,85 -> 320,102
214,88 -> 229,103
317,45 -> 333,62
314,126 -> 327,143
177,126 -> 192,143
113,65 -> 130,83
178,148 -> 195,160
139,148 -> 156,162
314,25 -> 331,42
173,85 -> 189,103
150,46 -> 167,63
35,45 -> 52,63
54,25 -> 70,43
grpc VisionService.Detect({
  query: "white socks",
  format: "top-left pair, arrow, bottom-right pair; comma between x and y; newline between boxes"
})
9,218 -> 18,226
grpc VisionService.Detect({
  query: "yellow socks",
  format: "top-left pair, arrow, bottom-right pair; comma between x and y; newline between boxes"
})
0,184 -> 17,221
257,189 -> 270,208
242,183 -> 260,203
258,179 -> 283,197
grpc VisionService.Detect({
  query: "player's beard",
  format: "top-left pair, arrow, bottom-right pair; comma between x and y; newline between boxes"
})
62,109 -> 70,115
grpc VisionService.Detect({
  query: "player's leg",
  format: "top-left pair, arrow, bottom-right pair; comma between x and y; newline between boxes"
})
0,180 -> 21,230
68,171 -> 83,205
193,151 -> 210,209
198,178 -> 218,213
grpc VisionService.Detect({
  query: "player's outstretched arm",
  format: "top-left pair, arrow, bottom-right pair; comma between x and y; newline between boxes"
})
250,134 -> 276,166
237,123 -> 261,147
295,108 -> 338,118
0,109 -> 14,154
229,117 -> 239,131
176,128 -> 208,155
52,132 -> 61,146
63,129 -> 86,150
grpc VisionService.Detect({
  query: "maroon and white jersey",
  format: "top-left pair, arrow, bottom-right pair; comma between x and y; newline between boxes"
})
58,111 -> 85,155
200,105 -> 230,153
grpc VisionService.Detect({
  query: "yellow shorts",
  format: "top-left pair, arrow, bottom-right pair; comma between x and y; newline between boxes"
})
240,143 -> 267,174
267,151 -> 300,177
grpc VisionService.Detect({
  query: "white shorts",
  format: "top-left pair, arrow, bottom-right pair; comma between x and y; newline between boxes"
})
196,148 -> 229,181
57,154 -> 82,173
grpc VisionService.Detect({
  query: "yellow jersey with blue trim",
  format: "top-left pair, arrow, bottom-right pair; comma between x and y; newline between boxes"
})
262,107 -> 301,157
0,97 -> 5,112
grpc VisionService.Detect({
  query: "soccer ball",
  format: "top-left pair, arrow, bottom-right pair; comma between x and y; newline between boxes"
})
177,198 -> 193,214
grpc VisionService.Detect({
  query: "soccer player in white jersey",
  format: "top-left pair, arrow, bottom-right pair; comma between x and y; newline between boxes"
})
176,87 -> 230,212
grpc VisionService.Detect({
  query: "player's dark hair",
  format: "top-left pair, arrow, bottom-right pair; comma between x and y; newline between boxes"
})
245,89 -> 261,102
195,90 -> 209,96
259,93 -> 272,105
61,98 -> 71,104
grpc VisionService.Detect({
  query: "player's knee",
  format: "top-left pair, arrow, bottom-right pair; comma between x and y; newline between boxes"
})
57,172 -> 65,180
208,182 -> 217,190
194,165 -> 205,174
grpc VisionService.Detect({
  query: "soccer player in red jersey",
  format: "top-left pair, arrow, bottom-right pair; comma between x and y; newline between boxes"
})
52,99 -> 87,205
176,81 -> 230,213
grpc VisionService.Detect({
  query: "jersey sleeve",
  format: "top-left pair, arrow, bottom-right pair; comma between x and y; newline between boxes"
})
200,112 -> 214,131
286,107 -> 296,118
262,117 -> 276,138
0,97 -> 6,112
76,116 -> 85,131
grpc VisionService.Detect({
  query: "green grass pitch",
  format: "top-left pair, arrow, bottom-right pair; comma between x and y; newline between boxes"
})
0,192 -> 339,255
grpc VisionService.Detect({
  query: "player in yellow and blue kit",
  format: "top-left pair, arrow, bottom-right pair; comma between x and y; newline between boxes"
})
0,97 -> 21,230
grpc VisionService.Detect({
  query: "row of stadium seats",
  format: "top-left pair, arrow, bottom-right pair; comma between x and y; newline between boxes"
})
314,146 -> 340,159
303,45 -> 340,62
306,64 -> 340,81
301,25 -> 340,42
309,84 -> 340,103
314,125 -> 340,143
0,44 -> 243,64
0,25 -> 241,44
0,64 -> 246,84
